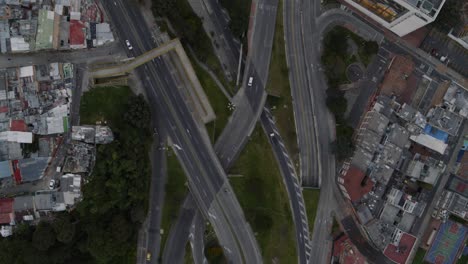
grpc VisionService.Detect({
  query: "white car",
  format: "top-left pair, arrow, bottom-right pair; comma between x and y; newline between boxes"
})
125,39 -> 133,50
49,179 -> 56,190
248,77 -> 254,87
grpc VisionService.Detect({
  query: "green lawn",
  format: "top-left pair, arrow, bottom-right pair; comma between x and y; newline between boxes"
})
412,248 -> 427,264
191,61 -> 231,142
302,189 -> 320,235
79,86 -> 132,126
266,0 -> 299,168
229,126 -> 297,263
160,151 -> 188,257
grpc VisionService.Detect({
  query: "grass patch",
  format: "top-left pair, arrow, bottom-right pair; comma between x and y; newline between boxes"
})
266,0 -> 299,167
184,243 -> 194,264
190,59 -> 231,142
79,85 -> 132,126
412,248 -> 427,264
229,126 -> 297,263
160,151 -> 188,256
331,217 -> 340,234
303,189 -> 320,235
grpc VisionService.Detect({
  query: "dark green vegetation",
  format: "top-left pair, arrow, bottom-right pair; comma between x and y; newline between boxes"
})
412,247 -> 427,264
191,62 -> 231,142
230,126 -> 297,262
204,238 -> 227,264
302,189 -> 320,235
160,151 -> 188,257
0,86 -> 152,263
266,0 -> 299,166
331,217 -> 340,234
152,0 -> 229,84
321,26 -> 377,87
321,26 -> 379,161
219,0 -> 251,40
432,0 -> 462,33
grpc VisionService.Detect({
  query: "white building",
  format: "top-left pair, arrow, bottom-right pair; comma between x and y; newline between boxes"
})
343,0 -> 447,36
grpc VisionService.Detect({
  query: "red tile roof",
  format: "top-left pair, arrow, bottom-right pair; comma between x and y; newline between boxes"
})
384,233 -> 417,264
0,198 -> 14,224
333,234 -> 367,264
458,152 -> 468,179
343,166 -> 374,202
70,20 -> 85,46
10,119 -> 27,132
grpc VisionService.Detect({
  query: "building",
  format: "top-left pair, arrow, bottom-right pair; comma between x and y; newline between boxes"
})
0,198 -> 14,225
342,0 -> 447,36
383,232 -> 417,264
332,233 -> 368,264
338,164 -> 374,203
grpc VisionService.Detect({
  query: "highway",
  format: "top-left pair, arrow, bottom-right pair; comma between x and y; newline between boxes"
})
103,0 -> 262,263
162,0 -> 280,261
284,0 -> 340,263
260,106 -> 311,263
215,0 -> 278,170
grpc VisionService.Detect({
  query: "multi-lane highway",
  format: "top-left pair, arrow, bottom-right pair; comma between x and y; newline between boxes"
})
102,0 -> 262,263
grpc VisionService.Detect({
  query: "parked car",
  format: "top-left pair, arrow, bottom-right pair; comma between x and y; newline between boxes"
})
49,179 -> 56,190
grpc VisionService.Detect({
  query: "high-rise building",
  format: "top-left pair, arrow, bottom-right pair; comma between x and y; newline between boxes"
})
343,0 -> 447,36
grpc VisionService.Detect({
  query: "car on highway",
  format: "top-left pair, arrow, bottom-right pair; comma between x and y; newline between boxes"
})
49,179 -> 56,190
248,77 -> 253,87
125,39 -> 133,50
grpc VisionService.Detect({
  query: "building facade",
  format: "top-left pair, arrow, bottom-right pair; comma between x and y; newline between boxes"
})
343,0 -> 447,36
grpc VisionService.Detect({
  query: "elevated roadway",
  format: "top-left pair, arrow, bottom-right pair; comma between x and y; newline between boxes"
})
103,0 -> 262,263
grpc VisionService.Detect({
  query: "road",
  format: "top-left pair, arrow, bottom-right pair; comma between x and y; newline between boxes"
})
261,106 -> 311,263
214,0 -> 278,170
161,196 -> 197,264
103,0 -> 262,263
0,42 -> 123,68
187,0 -> 241,82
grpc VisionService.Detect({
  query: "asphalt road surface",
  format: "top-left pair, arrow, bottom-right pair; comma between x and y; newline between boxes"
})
103,0 -> 262,263
261,106 -> 311,263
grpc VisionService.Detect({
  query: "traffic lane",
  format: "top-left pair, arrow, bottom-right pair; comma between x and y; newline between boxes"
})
190,211 -> 207,264
161,197 -> 197,264
260,110 -> 309,263
146,139 -> 167,263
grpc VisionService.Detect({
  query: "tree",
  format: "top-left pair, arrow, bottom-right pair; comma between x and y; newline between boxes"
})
52,214 -> 76,243
123,94 -> 151,130
32,222 -> 56,251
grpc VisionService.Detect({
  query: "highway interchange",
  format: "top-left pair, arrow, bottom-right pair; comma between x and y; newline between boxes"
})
102,0 -> 263,263
2,0 -> 465,263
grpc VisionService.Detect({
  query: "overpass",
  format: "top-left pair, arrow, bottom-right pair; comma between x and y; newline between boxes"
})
90,38 -> 216,124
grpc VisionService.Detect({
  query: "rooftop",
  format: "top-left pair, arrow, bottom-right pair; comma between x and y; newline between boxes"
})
383,232 -> 416,264
351,147 -> 374,172
333,234 -> 367,264
386,124 -> 410,149
360,111 -> 390,137
410,133 -> 448,154
427,107 -> 463,136
342,165 -> 374,203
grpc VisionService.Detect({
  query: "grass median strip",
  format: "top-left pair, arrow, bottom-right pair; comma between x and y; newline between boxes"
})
302,189 -> 320,235
229,126 -> 297,263
266,0 -> 300,168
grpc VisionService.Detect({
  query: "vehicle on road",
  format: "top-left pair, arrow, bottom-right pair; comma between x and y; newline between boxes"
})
248,77 -> 254,87
146,252 -> 151,261
49,179 -> 56,190
125,40 -> 133,50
